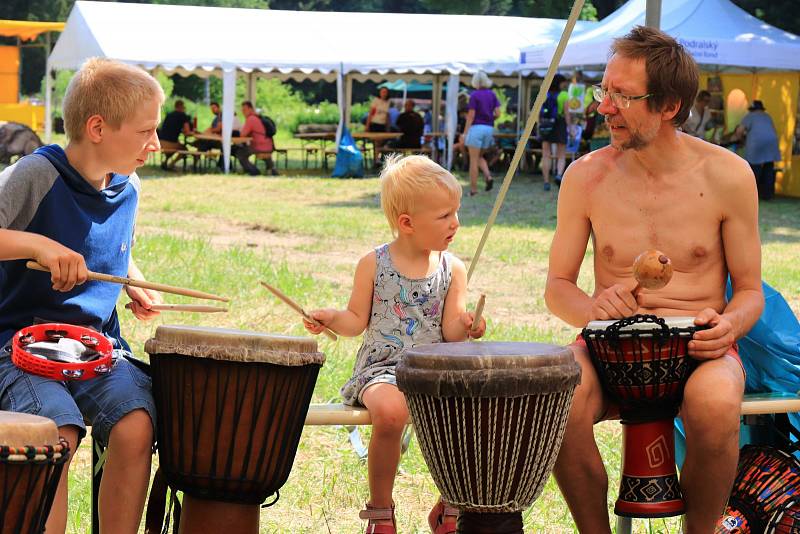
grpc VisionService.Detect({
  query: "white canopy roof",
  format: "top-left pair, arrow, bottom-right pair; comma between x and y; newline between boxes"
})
519,0 -> 800,71
50,1 -> 596,77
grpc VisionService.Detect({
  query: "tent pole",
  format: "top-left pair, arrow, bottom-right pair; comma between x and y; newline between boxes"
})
335,65 -> 344,147
445,73 -> 459,170
432,75 -> 441,134
645,0 -> 662,29
345,73 -> 353,128
222,69 -> 237,174
247,72 -> 256,105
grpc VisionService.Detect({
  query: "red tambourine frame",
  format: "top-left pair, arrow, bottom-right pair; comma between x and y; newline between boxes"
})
12,323 -> 114,381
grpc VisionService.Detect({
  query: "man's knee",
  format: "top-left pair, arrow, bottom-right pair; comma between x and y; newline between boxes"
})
567,343 -> 607,423
683,365 -> 742,451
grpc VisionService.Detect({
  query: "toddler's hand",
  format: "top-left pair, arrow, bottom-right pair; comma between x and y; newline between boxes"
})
303,309 -> 336,335
461,311 -> 487,339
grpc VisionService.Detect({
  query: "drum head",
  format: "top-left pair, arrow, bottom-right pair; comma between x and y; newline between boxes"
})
144,325 -> 325,366
0,411 -> 59,448
586,316 -> 696,331
398,341 -> 580,398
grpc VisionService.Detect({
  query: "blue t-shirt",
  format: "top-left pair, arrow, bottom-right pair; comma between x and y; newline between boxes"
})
741,111 -> 781,165
468,89 -> 500,127
0,145 -> 139,347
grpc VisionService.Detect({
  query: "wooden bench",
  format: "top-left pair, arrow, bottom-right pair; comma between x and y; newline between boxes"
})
89,394 -> 800,533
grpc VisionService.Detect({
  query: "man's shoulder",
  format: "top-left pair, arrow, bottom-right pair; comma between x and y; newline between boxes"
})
567,144 -> 617,177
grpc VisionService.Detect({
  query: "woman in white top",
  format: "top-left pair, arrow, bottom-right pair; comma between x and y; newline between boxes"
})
366,87 -> 391,167
366,87 -> 391,133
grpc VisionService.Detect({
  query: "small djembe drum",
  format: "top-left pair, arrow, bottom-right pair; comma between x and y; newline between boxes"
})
145,325 -> 325,534
397,341 -> 581,533
582,314 -> 703,518
767,498 -> 800,533
0,411 -> 69,534
715,445 -> 800,533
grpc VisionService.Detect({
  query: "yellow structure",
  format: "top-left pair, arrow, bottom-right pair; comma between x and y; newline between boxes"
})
0,20 -> 64,131
700,71 -> 800,198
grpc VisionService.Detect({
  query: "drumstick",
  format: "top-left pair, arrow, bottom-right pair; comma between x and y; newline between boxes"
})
125,303 -> 228,313
26,261 -> 229,302
470,294 -> 486,338
259,281 -> 338,341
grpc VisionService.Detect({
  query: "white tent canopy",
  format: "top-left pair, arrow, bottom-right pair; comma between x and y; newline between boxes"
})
47,1 -> 598,170
519,0 -> 800,71
49,1 -> 597,76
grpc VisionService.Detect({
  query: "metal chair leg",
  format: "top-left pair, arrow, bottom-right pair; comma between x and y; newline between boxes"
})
92,437 -> 108,534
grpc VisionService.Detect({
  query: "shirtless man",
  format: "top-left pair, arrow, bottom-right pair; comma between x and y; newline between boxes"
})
545,26 -> 764,533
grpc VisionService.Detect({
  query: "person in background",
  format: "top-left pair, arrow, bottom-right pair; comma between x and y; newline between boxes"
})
540,74 -> 569,190
393,99 -> 425,149
463,70 -> 500,196
367,87 -> 392,167
683,90 -> 712,139
158,99 -> 194,171
233,101 -> 275,177
734,99 -> 781,200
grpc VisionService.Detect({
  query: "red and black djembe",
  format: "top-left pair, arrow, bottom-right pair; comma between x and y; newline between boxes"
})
583,314 -> 704,518
715,445 -> 800,533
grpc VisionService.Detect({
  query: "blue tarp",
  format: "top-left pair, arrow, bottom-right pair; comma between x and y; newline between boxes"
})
676,280 -> 800,466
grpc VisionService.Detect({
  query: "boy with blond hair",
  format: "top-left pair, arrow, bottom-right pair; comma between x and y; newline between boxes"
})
304,155 -> 486,534
0,58 -> 164,533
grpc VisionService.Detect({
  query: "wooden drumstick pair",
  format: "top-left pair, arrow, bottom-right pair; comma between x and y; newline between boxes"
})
27,261 -> 230,313
260,282 -> 338,341
632,250 -> 673,297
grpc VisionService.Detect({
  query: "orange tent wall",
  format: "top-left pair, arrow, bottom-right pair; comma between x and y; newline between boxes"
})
0,45 -> 19,104
700,71 -> 800,198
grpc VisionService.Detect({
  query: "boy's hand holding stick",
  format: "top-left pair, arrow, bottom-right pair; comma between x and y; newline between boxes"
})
27,261 -> 229,302
260,281 -> 338,341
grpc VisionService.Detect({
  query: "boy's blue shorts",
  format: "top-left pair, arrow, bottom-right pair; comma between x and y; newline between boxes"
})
0,352 -> 156,447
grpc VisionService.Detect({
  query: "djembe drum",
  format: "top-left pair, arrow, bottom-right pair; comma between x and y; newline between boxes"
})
715,445 -> 800,533
767,498 -> 800,533
582,314 -> 703,518
145,325 -> 325,534
397,341 -> 581,533
0,412 -> 69,534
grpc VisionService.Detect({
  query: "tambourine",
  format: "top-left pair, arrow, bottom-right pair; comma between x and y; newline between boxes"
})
12,323 -> 114,380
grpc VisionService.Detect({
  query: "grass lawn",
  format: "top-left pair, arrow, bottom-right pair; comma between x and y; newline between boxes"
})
40,161 -> 799,533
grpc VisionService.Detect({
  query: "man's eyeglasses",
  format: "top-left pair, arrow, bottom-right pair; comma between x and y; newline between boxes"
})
592,85 -> 653,109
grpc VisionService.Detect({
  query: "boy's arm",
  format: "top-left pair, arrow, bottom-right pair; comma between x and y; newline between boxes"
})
441,257 -> 484,341
305,251 -> 376,337
125,257 -> 161,321
0,228 -> 87,292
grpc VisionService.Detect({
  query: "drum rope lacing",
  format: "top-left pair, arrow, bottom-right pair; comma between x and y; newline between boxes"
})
407,392 -> 574,512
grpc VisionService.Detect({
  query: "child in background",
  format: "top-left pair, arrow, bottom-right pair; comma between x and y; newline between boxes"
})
304,155 -> 486,534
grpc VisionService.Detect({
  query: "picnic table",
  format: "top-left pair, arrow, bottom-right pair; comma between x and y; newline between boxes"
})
191,132 -> 252,145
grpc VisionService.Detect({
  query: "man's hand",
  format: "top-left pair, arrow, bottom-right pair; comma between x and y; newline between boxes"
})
125,285 -> 162,321
589,284 -> 638,321
34,241 -> 88,292
303,309 -> 337,335
689,308 -> 735,360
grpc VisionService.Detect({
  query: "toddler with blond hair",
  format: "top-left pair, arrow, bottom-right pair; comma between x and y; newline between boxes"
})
304,155 -> 486,534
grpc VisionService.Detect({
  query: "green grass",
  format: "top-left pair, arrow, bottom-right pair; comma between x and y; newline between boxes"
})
49,164 -> 800,533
